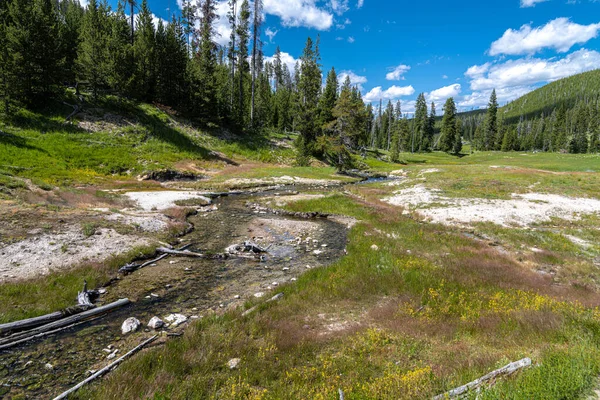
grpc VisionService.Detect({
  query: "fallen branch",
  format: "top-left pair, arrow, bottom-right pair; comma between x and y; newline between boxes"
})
242,293 -> 283,317
0,299 -> 130,350
119,244 -> 193,273
52,335 -> 158,400
433,358 -> 532,399
77,280 -> 98,309
62,102 -> 81,122
156,247 -> 204,257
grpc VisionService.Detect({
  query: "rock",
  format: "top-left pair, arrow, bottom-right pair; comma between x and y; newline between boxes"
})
234,295 -> 241,299
371,244 -> 379,251
44,363 -> 53,371
121,317 -> 141,334
228,358 -> 241,370
272,282 -> 279,286
165,313 -> 188,327
291,278 -> 297,282
98,288 -> 107,294
192,307 -> 198,311
254,292 -> 265,298
282,267 -> 290,271
148,316 -> 165,330
150,293 -> 159,298
313,250 -> 323,255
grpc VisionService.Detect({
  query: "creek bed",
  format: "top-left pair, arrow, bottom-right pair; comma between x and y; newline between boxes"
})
0,187 -> 349,399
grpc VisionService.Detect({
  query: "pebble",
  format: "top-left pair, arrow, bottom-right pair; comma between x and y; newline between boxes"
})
371,244 -> 379,251
192,307 -> 198,311
254,292 -> 265,298
165,284 -> 172,289
291,278 -> 297,282
272,282 -> 279,286
150,293 -> 159,298
107,349 -> 119,360
282,267 -> 290,271
234,295 -> 241,299
44,363 -> 53,371
228,358 -> 241,370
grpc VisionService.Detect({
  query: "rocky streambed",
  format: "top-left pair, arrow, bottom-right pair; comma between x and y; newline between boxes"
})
0,187 -> 350,399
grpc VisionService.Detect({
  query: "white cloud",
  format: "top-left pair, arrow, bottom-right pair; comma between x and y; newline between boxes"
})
490,18 -> 600,56
357,0 -> 364,8
426,83 -> 461,104
78,0 -> 89,7
264,51 -> 299,74
468,48 -> 600,91
338,70 -> 367,90
264,0 -> 333,30
442,75 -> 448,79
330,0 -> 349,15
265,27 -> 278,42
348,36 -> 355,43
385,64 -> 410,81
520,0 -> 548,7
364,85 -> 415,103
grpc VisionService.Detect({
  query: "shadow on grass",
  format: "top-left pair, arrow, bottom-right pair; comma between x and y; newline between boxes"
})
0,130 -> 47,153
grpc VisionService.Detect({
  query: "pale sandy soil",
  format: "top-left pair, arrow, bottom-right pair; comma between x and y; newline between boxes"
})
385,184 -> 600,227
0,228 -> 151,282
222,175 -> 343,187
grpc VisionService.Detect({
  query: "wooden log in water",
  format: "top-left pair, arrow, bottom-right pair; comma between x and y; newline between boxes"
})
0,298 -> 131,350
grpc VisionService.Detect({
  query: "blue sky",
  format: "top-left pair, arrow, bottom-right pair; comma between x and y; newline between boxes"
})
93,0 -> 600,113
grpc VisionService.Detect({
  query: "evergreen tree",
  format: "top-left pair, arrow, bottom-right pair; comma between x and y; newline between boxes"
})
250,0 -> 263,125
296,36 -> 322,166
227,0 -> 237,111
58,0 -> 84,85
483,89 -> 498,150
453,118 -> 462,155
235,0 -> 250,125
195,0 -> 218,119
7,0 -> 63,104
0,0 -> 10,114
439,97 -> 457,153
318,67 -> 338,132
413,93 -> 427,152
428,102 -> 436,148
131,0 -> 156,101
77,0 -> 110,97
106,1 -> 133,93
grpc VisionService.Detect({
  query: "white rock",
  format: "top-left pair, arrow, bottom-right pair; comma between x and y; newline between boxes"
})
371,244 -> 379,251
254,292 -> 265,298
165,313 -> 188,327
148,316 -> 165,330
234,295 -> 241,299
150,293 -> 159,298
272,282 -> 279,286
282,267 -> 290,271
291,278 -> 297,282
228,358 -> 241,370
44,363 -> 53,371
121,317 -> 141,334
313,250 -> 323,255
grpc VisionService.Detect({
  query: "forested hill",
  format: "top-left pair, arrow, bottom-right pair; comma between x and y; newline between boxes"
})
502,69 -> 600,124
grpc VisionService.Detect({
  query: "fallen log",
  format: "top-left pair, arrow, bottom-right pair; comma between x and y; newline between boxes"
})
52,335 -> 158,400
0,298 -> 130,350
119,244 -> 193,273
241,293 -> 283,317
0,281 -> 98,335
156,247 -> 204,257
433,358 -> 532,399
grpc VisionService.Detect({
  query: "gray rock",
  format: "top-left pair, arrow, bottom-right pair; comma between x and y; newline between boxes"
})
228,358 -> 241,370
148,316 -> 165,330
165,313 -> 188,327
121,317 -> 141,334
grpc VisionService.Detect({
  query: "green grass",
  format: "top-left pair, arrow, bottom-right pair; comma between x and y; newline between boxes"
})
0,245 -> 156,324
80,189 -> 600,399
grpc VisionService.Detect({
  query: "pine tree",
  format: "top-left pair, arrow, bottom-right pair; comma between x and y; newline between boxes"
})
439,97 -> 457,153
235,0 -> 250,125
318,67 -> 338,132
77,0 -> 110,97
250,0 -> 263,125
106,1 -> 133,93
296,36 -> 322,166
132,0 -> 156,101
57,0 -> 84,85
483,89 -> 498,150
413,93 -> 427,152
7,0 -> 63,104
227,0 -> 237,110
195,0 -> 218,119
0,0 -> 9,114
453,118 -> 462,155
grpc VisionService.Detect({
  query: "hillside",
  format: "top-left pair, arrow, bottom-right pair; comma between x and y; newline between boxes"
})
502,69 -> 600,124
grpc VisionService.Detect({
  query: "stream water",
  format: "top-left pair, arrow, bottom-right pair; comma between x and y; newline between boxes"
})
0,187 -> 349,399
